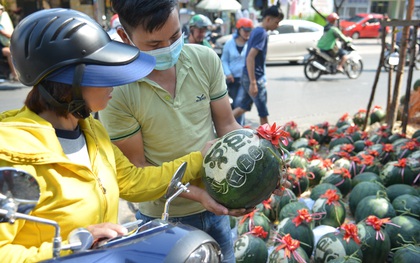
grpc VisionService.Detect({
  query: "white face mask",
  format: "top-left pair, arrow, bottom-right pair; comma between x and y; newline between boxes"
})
124,29 -> 184,71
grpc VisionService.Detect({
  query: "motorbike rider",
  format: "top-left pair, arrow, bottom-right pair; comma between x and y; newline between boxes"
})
185,14 -> 213,48
0,8 -> 221,263
317,12 -> 352,73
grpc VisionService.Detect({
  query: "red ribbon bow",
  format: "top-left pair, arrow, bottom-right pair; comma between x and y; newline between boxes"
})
274,234 -> 306,263
320,189 -> 340,205
247,225 -> 268,239
292,208 -> 313,226
394,158 -> 407,168
340,223 -> 361,244
256,123 -> 290,148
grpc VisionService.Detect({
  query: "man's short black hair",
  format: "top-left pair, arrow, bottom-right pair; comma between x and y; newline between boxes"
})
111,0 -> 177,34
262,6 -> 284,19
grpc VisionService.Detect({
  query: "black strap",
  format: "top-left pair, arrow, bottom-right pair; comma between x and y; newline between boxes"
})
69,64 -> 90,119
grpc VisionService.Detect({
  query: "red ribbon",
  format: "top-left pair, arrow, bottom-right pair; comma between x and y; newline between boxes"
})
339,113 -> 349,122
341,144 -> 355,153
320,189 -> 340,205
340,223 -> 361,244
274,234 -> 306,263
245,225 -> 268,239
256,123 -> 290,148
394,158 -> 407,168
365,216 -> 401,241
383,144 -> 394,152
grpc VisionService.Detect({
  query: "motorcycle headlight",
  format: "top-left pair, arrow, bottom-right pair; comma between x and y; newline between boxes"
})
185,242 -> 222,263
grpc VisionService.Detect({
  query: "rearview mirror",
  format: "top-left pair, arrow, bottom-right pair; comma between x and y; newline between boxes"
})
0,167 -> 40,219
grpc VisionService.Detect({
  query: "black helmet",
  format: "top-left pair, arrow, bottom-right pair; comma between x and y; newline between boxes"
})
10,8 -> 143,86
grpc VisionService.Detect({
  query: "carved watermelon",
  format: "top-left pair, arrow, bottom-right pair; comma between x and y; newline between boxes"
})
202,128 -> 283,209
234,233 -> 268,263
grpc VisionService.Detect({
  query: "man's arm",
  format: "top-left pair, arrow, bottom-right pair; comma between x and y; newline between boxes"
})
112,131 -> 152,167
246,47 -> 259,97
211,95 -> 242,137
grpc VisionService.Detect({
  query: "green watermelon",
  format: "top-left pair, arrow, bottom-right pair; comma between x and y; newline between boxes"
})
237,211 -> 271,242
269,234 -> 310,263
351,172 -> 382,188
290,137 -> 310,151
370,106 -> 386,124
310,183 -> 341,200
277,188 -> 298,217
384,215 -> 420,249
202,128 -> 283,209
314,224 -> 363,263
320,168 -> 352,197
348,181 -> 385,216
353,109 -> 370,127
392,244 -> 420,263
394,138 -> 419,159
336,113 -> 354,128
307,158 -> 333,187
287,167 -> 310,197
386,184 -> 420,202
288,151 -> 309,169
392,194 -> 420,219
256,195 -> 281,223
355,194 -> 396,223
353,140 -> 370,153
328,257 -> 362,263
388,133 -> 407,144
301,126 -> 325,144
412,129 -> 420,140
407,149 -> 420,160
352,152 -> 381,176
379,158 -> 418,187
276,215 -> 315,258
329,135 -> 354,150
234,232 -> 268,263
357,216 -> 392,263
312,189 -> 346,228
278,201 -> 309,222
283,121 -> 300,141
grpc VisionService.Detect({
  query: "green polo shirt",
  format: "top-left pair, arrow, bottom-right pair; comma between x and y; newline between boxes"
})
99,44 -> 227,217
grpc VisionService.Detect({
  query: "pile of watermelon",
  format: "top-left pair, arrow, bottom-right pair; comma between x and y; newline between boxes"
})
228,109 -> 420,263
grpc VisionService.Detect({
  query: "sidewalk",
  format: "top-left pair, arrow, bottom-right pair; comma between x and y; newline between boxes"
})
0,79 -> 25,90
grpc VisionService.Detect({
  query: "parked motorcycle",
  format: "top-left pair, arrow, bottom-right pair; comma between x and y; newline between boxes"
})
303,42 -> 363,81
0,164 -> 222,263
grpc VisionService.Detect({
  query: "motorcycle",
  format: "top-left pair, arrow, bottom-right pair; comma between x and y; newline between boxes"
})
0,164 -> 222,263
303,41 -> 363,81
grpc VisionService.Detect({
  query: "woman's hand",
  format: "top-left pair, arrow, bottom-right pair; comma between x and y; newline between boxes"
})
86,222 -> 128,241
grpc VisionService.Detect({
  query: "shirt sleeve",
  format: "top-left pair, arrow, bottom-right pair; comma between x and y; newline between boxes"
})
206,46 -> 228,101
250,28 -> 266,51
114,143 -> 204,202
98,84 -> 141,141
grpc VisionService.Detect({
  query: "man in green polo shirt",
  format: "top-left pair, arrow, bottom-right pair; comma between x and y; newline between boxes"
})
99,1 -> 245,262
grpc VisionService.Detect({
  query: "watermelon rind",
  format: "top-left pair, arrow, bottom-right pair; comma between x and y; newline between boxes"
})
351,172 -> 382,188
384,215 -> 420,249
314,232 -> 363,263
312,197 -> 346,228
278,201 -> 309,222
202,129 -> 282,209
391,244 -> 420,263
310,183 -> 341,200
355,194 -> 396,223
348,181 -> 385,216
392,194 -> 420,219
386,184 -> 419,202
268,244 -> 309,263
276,217 -> 315,258
357,220 -> 391,263
234,233 -> 268,263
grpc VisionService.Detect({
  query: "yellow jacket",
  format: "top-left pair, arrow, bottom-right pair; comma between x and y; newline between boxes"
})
0,107 -> 203,263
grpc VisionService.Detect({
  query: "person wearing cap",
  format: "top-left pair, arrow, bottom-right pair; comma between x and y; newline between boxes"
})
221,18 -> 253,126
317,12 -> 351,72
232,6 -> 284,126
0,8 -> 219,262
99,1 -> 250,262
0,4 -> 18,81
185,14 -> 212,47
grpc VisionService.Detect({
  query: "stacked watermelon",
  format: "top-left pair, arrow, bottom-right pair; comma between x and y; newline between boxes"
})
204,113 -> 419,263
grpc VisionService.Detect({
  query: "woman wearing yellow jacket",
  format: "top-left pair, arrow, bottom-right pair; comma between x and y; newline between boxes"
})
0,9 -> 220,262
